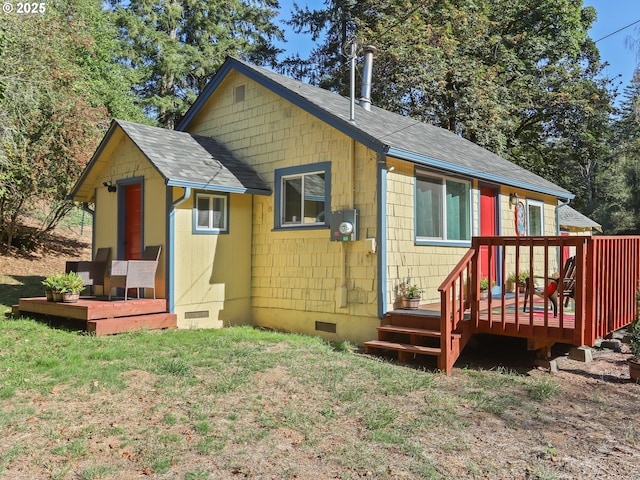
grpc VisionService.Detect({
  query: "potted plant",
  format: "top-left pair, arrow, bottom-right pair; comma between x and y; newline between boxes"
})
518,271 -> 530,288
629,320 -> 640,383
479,277 -> 491,300
401,284 -> 423,310
506,273 -> 517,293
41,274 -> 62,302
59,271 -> 85,303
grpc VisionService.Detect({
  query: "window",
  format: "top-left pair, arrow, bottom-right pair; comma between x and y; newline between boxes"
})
235,84 -> 245,103
275,162 -> 331,229
416,173 -> 471,243
194,192 -> 228,234
527,199 -> 544,235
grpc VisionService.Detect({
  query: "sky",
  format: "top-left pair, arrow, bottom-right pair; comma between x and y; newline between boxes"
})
584,0 -> 639,93
276,0 -> 640,98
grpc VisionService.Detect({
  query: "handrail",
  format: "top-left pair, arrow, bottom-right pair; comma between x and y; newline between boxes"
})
438,247 -> 475,374
469,235 -> 640,347
433,235 -> 640,374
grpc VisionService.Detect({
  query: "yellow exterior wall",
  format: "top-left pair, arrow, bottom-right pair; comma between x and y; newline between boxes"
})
384,163 -> 560,306
186,71 -> 380,344
172,190 -> 253,329
92,131 -> 167,298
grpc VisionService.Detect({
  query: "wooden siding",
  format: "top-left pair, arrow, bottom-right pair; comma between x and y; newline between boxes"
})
93,131 -> 167,298
184,70 -> 380,343
384,165 -> 560,309
172,191 -> 252,329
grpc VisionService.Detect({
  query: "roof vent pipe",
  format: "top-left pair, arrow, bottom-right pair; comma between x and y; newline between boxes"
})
359,45 -> 377,111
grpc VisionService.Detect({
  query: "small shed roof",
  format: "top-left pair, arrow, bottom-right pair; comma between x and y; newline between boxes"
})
70,119 -> 271,201
179,57 -> 573,201
558,204 -> 601,232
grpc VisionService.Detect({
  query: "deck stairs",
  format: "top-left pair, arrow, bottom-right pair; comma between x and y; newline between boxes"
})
364,308 -> 472,371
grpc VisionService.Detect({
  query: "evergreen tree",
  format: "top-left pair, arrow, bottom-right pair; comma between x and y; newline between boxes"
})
280,0 -> 614,209
108,0 -> 284,128
594,70 -> 640,233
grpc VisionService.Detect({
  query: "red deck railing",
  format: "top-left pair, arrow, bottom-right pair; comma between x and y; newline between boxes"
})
439,236 -> 640,356
438,248 -> 474,373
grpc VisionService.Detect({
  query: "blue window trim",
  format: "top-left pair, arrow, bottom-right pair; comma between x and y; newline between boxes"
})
414,171 -> 472,246
273,161 -> 331,231
192,191 -> 230,235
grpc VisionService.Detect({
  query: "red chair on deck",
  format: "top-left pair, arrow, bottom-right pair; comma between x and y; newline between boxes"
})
523,256 -> 576,317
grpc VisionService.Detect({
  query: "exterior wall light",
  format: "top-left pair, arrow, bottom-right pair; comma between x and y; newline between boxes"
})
103,181 -> 117,193
509,192 -> 519,207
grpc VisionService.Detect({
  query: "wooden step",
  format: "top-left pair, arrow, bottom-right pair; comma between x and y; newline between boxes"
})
377,325 -> 441,337
363,340 -> 441,357
86,313 -> 177,336
386,310 -> 442,331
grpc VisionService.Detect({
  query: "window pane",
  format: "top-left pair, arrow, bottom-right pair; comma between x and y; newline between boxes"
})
528,203 -> 543,235
446,180 -> 470,240
303,173 -> 325,224
197,196 -> 210,228
212,197 -> 226,229
416,176 -> 442,238
283,177 -> 302,224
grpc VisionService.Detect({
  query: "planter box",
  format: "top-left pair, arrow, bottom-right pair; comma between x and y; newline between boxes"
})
402,297 -> 421,310
62,292 -> 80,303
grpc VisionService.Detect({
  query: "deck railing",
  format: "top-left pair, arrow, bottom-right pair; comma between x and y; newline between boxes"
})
438,248 -> 474,372
587,237 -> 640,344
462,236 -> 640,348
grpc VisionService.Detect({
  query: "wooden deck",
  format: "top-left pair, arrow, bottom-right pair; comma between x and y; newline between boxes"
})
16,297 -> 177,335
366,235 -> 640,375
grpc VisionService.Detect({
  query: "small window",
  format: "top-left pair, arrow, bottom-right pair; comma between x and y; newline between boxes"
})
274,162 -> 331,229
194,192 -> 228,234
527,199 -> 544,235
416,173 -> 471,243
235,85 -> 245,103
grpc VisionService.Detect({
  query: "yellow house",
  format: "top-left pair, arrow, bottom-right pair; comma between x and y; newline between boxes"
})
70,57 -> 574,345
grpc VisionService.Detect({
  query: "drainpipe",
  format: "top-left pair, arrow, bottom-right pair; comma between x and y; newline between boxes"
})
377,152 -> 388,319
359,46 -> 377,111
556,197 -> 571,236
167,187 -> 192,315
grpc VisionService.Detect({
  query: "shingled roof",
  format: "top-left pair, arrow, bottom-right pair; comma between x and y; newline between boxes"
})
179,57 -> 573,200
558,204 -> 601,232
70,119 -> 271,200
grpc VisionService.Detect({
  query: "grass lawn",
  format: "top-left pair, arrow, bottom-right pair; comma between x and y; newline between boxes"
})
1,270 -> 639,479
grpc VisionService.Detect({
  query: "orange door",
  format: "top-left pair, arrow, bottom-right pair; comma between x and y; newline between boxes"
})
124,184 -> 142,260
479,187 -> 498,282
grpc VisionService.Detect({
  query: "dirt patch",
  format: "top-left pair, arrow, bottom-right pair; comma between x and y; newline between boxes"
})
0,226 -> 91,278
1,229 -> 640,479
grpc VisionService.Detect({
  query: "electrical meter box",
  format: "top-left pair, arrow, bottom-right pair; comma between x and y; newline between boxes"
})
330,209 -> 359,242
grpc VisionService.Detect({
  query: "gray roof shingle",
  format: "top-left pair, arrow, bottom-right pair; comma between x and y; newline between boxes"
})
179,57 -> 572,199
558,204 -> 601,231
116,119 -> 270,195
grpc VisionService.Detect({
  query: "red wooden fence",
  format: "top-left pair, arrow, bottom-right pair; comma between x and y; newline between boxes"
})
440,236 -> 640,352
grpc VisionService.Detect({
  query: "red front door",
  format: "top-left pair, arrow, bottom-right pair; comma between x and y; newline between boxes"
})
124,183 -> 142,260
479,187 -> 498,282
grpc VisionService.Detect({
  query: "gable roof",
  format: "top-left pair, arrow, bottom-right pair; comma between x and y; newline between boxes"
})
178,57 -> 573,200
70,119 -> 271,201
558,204 -> 602,232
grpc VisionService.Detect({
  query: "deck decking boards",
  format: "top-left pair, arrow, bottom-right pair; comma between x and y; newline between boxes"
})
16,297 -> 177,335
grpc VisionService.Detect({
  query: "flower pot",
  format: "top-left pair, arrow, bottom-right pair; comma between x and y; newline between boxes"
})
62,292 -> 80,303
629,359 -> 640,383
480,290 -> 488,300
402,297 -> 421,310
44,290 -> 53,302
52,291 -> 63,302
